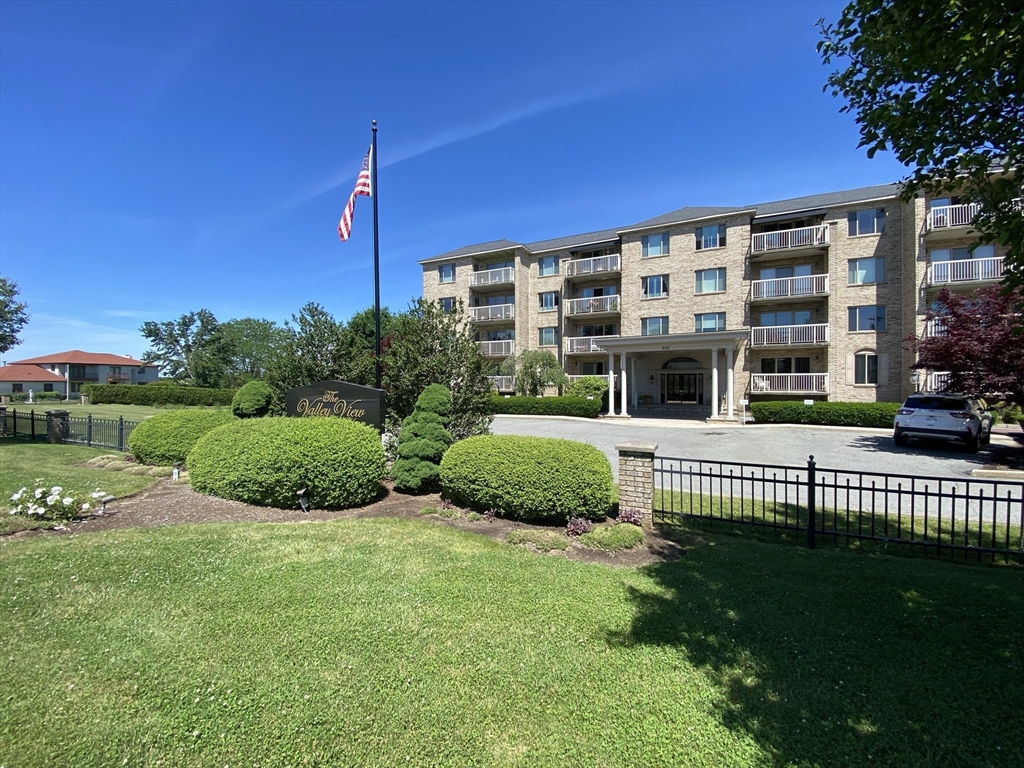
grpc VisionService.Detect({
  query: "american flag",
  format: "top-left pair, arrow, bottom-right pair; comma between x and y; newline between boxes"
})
337,146 -> 372,241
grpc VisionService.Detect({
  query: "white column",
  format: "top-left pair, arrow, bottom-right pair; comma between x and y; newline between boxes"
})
630,357 -> 638,409
711,347 -> 719,418
607,352 -> 615,415
726,345 -> 735,419
620,355 -> 629,417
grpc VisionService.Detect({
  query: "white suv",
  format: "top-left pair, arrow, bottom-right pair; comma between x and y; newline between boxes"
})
893,394 -> 992,453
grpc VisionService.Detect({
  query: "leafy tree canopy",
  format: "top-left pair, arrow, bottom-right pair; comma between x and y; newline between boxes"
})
911,285 -> 1024,405
818,0 -> 1024,289
140,309 -> 236,388
0,277 -> 29,354
220,318 -> 290,385
500,349 -> 568,397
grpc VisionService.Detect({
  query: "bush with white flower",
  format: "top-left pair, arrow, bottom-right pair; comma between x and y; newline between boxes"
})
9,485 -> 108,526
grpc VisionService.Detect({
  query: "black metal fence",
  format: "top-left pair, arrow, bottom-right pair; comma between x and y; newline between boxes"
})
1,409 -> 140,451
654,454 -> 1024,564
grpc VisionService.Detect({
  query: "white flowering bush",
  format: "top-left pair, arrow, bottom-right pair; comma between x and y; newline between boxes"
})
9,484 -> 108,527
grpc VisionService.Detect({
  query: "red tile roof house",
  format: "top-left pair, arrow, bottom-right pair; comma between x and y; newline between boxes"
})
6,351 -> 160,399
0,364 -> 67,398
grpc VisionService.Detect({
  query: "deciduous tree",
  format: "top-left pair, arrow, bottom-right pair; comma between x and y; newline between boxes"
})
140,309 -> 236,388
220,318 -> 290,384
818,1 -> 1024,289
500,349 -> 568,397
0,277 -> 29,354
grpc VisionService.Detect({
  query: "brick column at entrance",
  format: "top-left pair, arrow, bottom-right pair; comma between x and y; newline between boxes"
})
616,442 -> 657,530
46,410 -> 70,444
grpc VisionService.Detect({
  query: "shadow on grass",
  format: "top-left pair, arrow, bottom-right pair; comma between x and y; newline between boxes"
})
611,535 -> 1024,767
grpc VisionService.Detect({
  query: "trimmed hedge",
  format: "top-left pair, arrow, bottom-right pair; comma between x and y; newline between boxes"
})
188,417 -> 385,509
128,409 -> 236,466
440,435 -> 612,523
490,395 -> 602,418
750,400 -> 901,428
82,383 -> 237,406
232,381 -> 273,418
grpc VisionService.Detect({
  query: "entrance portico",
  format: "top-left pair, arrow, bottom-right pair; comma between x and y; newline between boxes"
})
596,330 -> 747,420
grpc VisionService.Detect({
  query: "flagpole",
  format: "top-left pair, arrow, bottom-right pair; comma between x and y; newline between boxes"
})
371,120 -> 381,391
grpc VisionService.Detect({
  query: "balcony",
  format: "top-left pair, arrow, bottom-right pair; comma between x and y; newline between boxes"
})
478,340 -> 514,357
749,373 -> 829,394
470,267 -> 515,289
470,304 -> 515,322
923,318 -> 947,338
488,376 -> 515,392
750,225 -> 829,256
922,371 -> 951,392
926,256 -> 1004,286
565,254 -> 620,279
565,295 -> 621,316
565,335 -> 619,354
926,202 -> 982,232
750,323 -> 829,347
106,375 -> 131,383
750,274 -> 829,301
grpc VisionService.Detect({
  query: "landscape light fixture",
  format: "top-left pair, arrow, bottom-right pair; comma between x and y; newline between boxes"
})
297,488 -> 309,514
100,495 -> 115,514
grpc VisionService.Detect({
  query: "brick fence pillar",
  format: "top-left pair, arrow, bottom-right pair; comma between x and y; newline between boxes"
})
616,442 -> 658,531
46,410 -> 70,444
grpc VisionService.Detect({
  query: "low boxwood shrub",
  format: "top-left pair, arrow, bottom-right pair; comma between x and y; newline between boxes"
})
749,400 -> 901,429
579,523 -> 644,551
128,409 -> 236,466
440,435 -> 612,523
82,383 -> 236,407
490,395 -> 602,418
232,380 -> 273,418
187,417 -> 385,509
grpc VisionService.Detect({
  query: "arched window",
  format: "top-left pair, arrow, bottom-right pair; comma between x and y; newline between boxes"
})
662,357 -> 701,370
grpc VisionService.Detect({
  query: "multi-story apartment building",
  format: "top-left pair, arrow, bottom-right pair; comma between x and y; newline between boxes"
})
419,183 -> 1009,418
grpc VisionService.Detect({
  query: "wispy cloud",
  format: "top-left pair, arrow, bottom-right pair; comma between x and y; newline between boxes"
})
101,309 -> 151,319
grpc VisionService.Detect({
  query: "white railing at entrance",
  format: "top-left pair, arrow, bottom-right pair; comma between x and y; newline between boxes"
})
564,335 -> 619,353
749,373 -> 829,393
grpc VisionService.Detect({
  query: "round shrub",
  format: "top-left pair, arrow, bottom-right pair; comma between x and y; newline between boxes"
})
232,380 -> 274,418
128,409 -> 236,466
440,435 -> 612,523
564,376 -> 608,400
579,523 -> 644,551
187,417 -> 385,509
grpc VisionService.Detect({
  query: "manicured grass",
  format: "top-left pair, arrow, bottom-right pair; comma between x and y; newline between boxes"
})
4,402 -> 229,422
0,441 -> 157,534
1,519 -> 1021,767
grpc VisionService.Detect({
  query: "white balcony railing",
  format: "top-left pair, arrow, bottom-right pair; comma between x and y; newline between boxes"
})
478,340 -> 514,357
749,373 -> 829,394
750,324 -> 829,346
487,376 -> 515,392
923,371 -> 951,393
926,256 -> 1004,285
470,267 -> 515,287
565,254 -> 620,278
565,295 -> 621,315
564,335 -> 619,353
926,203 -> 982,231
923,318 -> 948,338
751,225 -> 829,254
470,303 -> 515,322
750,274 -> 829,300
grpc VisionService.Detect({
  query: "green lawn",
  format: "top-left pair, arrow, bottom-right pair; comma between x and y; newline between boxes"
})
0,441 -> 157,534
4,402 -> 230,422
1,518 -> 1021,767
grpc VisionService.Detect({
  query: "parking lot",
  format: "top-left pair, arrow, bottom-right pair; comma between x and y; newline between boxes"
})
491,415 -> 1023,482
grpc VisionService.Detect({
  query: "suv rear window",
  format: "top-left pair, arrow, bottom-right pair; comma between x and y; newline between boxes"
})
903,396 -> 969,411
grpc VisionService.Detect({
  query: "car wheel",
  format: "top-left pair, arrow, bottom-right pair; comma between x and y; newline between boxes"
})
981,428 -> 991,446
965,433 -> 980,453
893,429 -> 909,447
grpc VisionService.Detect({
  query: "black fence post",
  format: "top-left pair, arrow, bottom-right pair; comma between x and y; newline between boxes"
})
117,416 -> 124,452
86,414 -> 93,447
30,409 -> 36,440
807,455 -> 817,550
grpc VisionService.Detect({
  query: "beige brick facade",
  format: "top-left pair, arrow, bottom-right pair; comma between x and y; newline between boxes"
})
419,183 -> 1007,415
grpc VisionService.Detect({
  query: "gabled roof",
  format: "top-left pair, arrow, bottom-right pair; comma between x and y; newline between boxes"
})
418,239 -> 522,265
0,365 -> 65,383
525,228 -> 622,254
10,350 -> 149,366
618,206 -> 751,234
751,183 -> 902,218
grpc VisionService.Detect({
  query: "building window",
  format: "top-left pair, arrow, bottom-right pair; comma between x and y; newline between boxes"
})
855,352 -> 879,384
641,316 -> 669,336
438,263 -> 456,283
930,244 -> 995,263
439,297 -> 456,313
847,208 -> 886,236
695,224 -> 727,250
695,267 -> 726,293
578,324 -> 617,337
538,327 -> 558,347
760,310 -> 811,326
538,255 -> 559,276
695,312 -> 726,332
539,292 -> 559,312
849,305 -> 886,331
580,361 -> 606,375
641,233 -> 669,258
138,367 -> 146,374
760,357 -> 811,374
43,383 -> 55,392
642,275 -> 669,299
848,257 -> 885,285
12,383 -> 23,393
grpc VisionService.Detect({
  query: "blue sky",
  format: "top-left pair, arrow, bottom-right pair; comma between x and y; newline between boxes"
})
0,0 -> 908,363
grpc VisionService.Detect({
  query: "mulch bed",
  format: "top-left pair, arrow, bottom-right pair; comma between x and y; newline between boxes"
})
11,479 -> 688,568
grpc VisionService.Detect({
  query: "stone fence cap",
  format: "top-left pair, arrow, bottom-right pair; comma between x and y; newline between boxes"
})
616,442 -> 658,453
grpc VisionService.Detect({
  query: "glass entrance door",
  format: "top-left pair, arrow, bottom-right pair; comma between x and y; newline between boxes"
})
662,373 -> 701,404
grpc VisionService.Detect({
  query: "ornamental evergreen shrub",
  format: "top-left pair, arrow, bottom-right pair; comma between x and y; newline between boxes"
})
564,376 -> 608,400
232,380 -> 273,418
749,400 -> 901,428
489,395 -> 602,418
187,417 -> 385,509
579,523 -> 644,551
391,384 -> 452,493
128,409 -> 236,466
440,435 -> 612,523
82,383 -> 236,407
